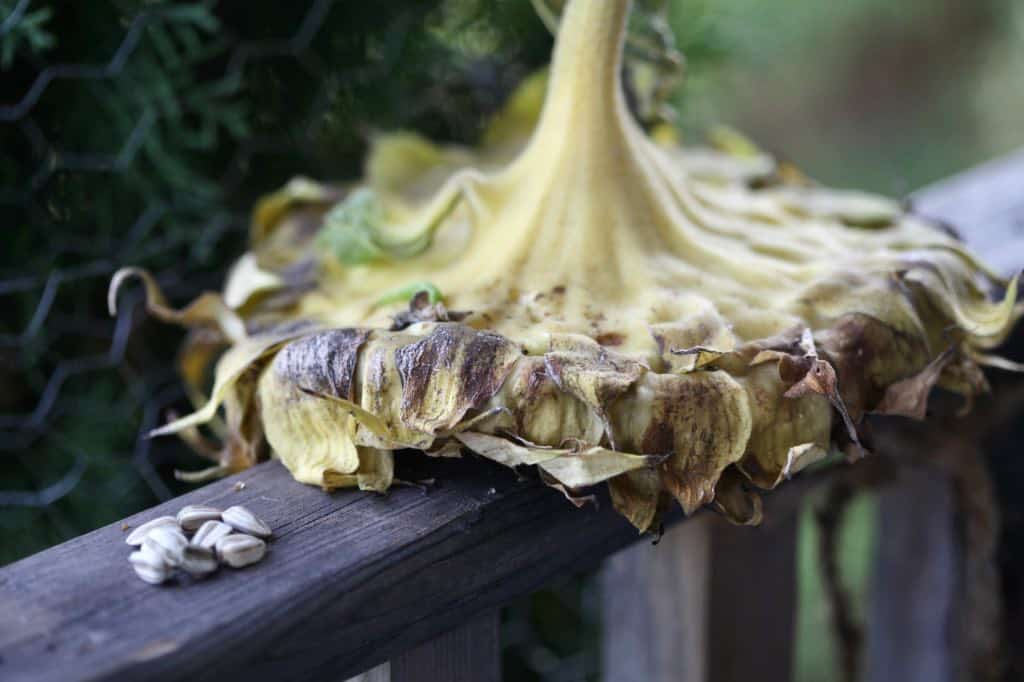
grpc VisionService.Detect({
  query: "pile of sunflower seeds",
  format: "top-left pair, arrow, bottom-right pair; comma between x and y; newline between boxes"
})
125,504 -> 272,585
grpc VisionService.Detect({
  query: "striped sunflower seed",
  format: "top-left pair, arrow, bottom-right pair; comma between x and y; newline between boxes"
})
124,516 -> 178,546
143,525 -> 189,568
181,545 -> 219,577
177,505 -> 223,532
191,520 -> 234,550
215,534 -> 267,568
221,505 -> 272,539
129,544 -> 170,585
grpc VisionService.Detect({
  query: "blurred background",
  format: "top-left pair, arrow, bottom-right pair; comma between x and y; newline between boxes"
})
1,1 -> 1021,680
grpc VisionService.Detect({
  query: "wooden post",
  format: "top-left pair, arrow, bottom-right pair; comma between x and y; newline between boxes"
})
600,509 -> 799,682
348,611 -> 500,682
706,512 -> 799,682
601,518 -> 711,682
865,465 -> 958,682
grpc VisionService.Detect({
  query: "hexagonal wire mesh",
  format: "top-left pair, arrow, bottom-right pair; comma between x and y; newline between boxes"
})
0,1 -> 614,679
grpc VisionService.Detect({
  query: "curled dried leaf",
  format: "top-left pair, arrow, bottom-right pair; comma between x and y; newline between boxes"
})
607,469 -> 665,533
712,467 -> 763,526
872,348 -> 955,420
734,362 -> 832,489
108,267 -> 246,343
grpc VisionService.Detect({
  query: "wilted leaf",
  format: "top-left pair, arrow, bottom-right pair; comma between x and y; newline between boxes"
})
734,362 -> 831,489
545,337 -> 645,450
396,324 -> 522,434
873,348 -> 954,420
258,330 -> 370,483
712,466 -> 763,526
223,253 -> 285,309
152,320 -> 319,437
109,267 -> 246,343
608,469 -> 665,533
613,370 -> 752,514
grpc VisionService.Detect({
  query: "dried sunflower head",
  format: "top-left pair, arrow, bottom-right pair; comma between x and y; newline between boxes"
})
112,0 -> 1019,531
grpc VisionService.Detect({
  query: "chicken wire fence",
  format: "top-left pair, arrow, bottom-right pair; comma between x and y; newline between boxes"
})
0,1 -> 606,678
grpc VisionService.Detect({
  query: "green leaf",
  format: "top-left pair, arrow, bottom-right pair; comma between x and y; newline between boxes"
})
315,189 -> 388,265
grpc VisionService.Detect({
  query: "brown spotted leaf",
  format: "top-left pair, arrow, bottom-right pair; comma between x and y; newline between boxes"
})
258,329 -> 371,484
488,355 -> 604,448
544,337 -> 645,450
734,362 -> 832,489
612,370 -> 752,515
816,312 -> 931,420
396,324 -> 522,433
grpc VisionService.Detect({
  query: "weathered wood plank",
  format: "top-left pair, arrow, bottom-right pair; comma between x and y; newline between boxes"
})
0,456 -> 633,682
600,502 -> 800,682
601,518 -> 710,682
390,610 -> 500,682
348,611 -> 499,682
706,512 -> 800,682
866,464 -> 958,682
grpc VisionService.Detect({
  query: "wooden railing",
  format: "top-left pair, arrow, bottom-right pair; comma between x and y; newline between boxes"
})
1,152 -> 1022,682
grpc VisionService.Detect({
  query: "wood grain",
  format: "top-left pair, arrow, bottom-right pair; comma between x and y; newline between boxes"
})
0,456 -> 637,682
706,512 -> 800,682
601,518 -> 711,682
389,610 -> 499,682
347,611 -> 499,682
600,498 -> 800,682
866,466 -> 958,682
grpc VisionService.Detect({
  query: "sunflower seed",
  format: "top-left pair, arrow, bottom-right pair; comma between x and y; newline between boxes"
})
181,545 -> 219,577
216,534 -> 267,568
143,526 -> 188,567
129,544 -> 170,585
221,505 -> 272,539
191,520 -> 234,550
177,505 -> 223,532
124,516 -> 178,546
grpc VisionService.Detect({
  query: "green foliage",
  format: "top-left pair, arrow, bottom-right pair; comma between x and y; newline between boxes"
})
0,1 -> 56,69
316,189 -> 388,265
